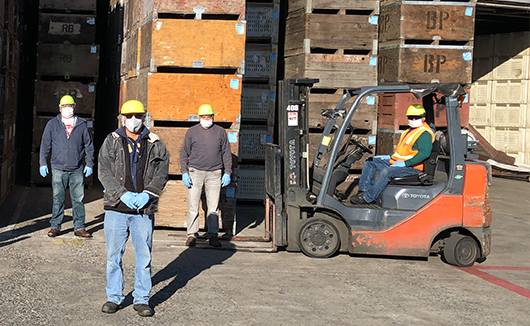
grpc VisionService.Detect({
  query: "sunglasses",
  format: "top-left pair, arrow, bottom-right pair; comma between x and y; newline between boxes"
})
123,113 -> 145,119
407,116 -> 423,120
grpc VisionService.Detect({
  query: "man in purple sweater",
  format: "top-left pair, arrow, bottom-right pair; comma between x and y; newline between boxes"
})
179,104 -> 232,247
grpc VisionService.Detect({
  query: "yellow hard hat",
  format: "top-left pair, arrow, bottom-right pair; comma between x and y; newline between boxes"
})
120,100 -> 146,114
406,104 -> 426,117
60,95 -> 75,106
198,104 -> 214,116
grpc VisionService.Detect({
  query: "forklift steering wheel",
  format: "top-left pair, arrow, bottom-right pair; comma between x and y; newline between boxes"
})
351,140 -> 373,154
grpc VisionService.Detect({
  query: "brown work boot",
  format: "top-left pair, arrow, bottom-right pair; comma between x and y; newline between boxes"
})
47,228 -> 60,237
208,236 -> 222,248
185,236 -> 196,247
74,229 -> 93,238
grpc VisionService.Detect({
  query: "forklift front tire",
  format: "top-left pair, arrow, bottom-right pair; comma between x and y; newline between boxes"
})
442,234 -> 479,268
297,218 -> 340,258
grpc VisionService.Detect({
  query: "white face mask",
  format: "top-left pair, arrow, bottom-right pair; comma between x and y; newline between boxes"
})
61,106 -> 74,119
408,119 -> 423,128
125,116 -> 144,133
200,118 -> 213,129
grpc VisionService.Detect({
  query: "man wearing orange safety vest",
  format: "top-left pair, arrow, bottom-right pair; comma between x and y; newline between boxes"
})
350,104 -> 435,205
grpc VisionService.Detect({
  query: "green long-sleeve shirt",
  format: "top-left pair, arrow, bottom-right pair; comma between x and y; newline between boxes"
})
392,131 -> 433,167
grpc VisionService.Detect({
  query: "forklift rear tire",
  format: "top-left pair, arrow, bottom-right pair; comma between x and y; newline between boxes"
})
443,234 -> 479,267
297,218 -> 340,258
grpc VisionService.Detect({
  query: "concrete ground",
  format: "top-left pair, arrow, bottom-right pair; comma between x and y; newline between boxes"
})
0,177 -> 528,326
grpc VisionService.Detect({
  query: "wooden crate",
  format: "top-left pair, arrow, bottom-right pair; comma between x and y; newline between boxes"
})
4,0 -> 19,33
379,2 -> 475,43
492,104 -> 527,128
149,126 -> 240,175
34,80 -> 96,116
469,103 -> 490,127
39,0 -> 97,12
246,2 -> 280,43
309,132 -> 375,169
0,114 -> 16,161
142,73 -> 242,122
38,13 -> 97,44
156,180 -> 237,231
3,74 -> 17,117
285,53 -> 377,89
36,43 -> 100,78
288,0 -> 377,12
376,129 -> 402,156
236,165 -> 265,200
469,80 -> 491,105
491,80 -> 528,104
492,56 -> 529,80
0,1 -> 4,28
241,84 -> 275,122
380,0 -> 477,6
243,43 -> 278,82
141,19 -> 246,71
378,44 -> 473,84
377,92 -> 470,129
153,0 -> 246,16
123,28 -> 141,78
32,115 -> 94,149
120,77 -> 139,107
307,90 -> 377,130
0,152 -> 15,201
285,10 -> 378,57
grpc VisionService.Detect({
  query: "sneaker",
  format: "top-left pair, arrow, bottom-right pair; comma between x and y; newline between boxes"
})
208,236 -> 222,248
185,236 -> 196,247
350,192 -> 368,205
133,304 -> 154,317
101,301 -> 121,314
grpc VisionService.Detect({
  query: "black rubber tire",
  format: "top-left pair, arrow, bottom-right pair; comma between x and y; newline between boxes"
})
443,234 -> 479,267
297,218 -> 340,258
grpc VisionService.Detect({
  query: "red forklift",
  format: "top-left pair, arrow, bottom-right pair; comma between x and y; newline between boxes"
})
265,79 -> 491,267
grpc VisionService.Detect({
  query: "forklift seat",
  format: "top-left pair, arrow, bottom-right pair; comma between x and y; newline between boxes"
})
390,140 -> 441,186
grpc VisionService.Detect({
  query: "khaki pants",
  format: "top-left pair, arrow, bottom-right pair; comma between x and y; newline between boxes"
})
187,168 -> 222,238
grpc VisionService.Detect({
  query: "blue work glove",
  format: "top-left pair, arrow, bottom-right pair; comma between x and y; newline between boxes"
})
83,166 -> 93,177
182,172 -> 192,188
221,174 -> 231,187
39,166 -> 49,178
120,191 -> 138,209
391,161 -> 406,168
374,155 -> 391,161
133,192 -> 150,209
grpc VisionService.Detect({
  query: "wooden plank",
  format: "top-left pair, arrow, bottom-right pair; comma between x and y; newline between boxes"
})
120,77 -> 139,106
285,53 -> 377,89
144,73 -> 242,122
34,80 -> 96,116
0,152 -> 15,200
0,114 -> 16,162
378,44 -> 473,84
309,132 -> 375,169
36,43 -> 100,78
156,179 -> 237,231
141,19 -> 246,70
285,12 -> 377,57
375,129 -> 402,156
153,0 -> 246,16
149,126 -> 239,175
125,28 -> 140,78
288,0 -> 377,12
39,0 -> 97,11
38,13 -> 97,44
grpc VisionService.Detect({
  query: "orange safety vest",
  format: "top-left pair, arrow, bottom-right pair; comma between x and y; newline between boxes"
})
389,122 -> 435,171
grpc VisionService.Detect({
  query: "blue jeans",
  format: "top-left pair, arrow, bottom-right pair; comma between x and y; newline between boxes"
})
104,210 -> 154,305
358,157 -> 421,203
50,168 -> 85,231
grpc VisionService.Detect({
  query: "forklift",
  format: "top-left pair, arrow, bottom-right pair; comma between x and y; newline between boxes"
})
265,79 -> 491,267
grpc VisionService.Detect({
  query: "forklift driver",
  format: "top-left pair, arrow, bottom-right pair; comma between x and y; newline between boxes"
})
350,105 -> 435,205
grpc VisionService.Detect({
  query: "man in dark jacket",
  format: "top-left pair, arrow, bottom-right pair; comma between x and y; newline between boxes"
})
39,95 -> 94,238
98,100 -> 169,317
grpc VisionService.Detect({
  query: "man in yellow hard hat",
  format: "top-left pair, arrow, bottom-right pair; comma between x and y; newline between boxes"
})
179,104 -> 232,248
39,94 -> 94,238
350,104 -> 435,205
98,100 -> 169,317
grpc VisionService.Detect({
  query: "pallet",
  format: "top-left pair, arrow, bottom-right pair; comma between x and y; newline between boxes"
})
33,80 -> 96,116
140,19 -> 246,71
378,43 -> 473,84
36,43 -> 100,78
156,180 -> 237,231
38,13 -> 97,44
285,53 -> 377,89
288,0 -> 378,12
307,89 -> 377,130
379,1 -> 475,43
38,0 -> 97,12
139,72 -> 243,122
149,126 -> 240,175
285,10 -> 378,57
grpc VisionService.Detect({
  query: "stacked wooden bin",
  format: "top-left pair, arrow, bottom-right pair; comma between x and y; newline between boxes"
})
237,0 -> 280,202
284,0 -> 380,179
376,0 -> 475,153
0,0 -> 20,201
31,0 -> 99,185
470,31 -> 530,164
117,0 -> 247,232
